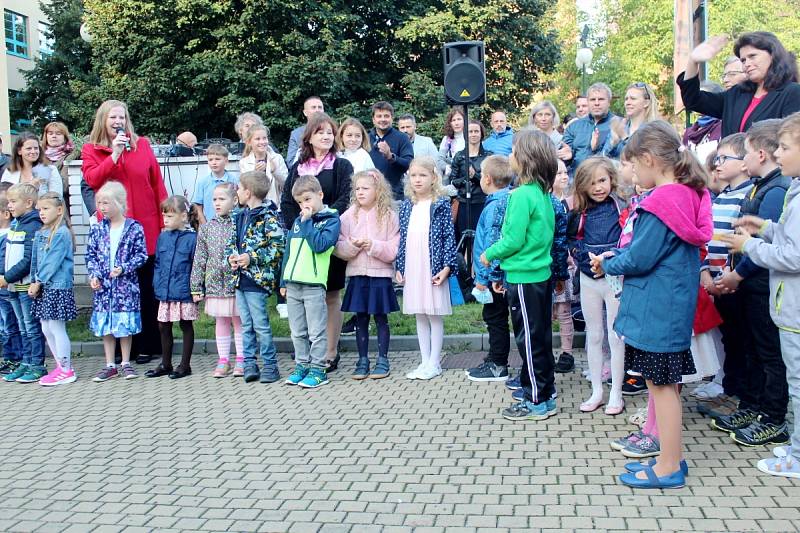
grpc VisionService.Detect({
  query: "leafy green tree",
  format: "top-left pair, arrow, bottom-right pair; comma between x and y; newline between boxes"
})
19,0 -> 560,147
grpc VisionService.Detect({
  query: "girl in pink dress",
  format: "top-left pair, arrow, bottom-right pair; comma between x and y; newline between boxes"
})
395,157 -> 459,380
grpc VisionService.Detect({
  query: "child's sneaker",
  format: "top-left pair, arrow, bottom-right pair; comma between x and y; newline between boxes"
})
554,352 -> 575,373
298,367 -> 329,389
711,408 -> 759,432
501,398 -> 557,421
39,367 -> 76,386
416,364 -> 442,380
466,361 -> 508,382
505,375 -> 521,391
731,418 -> 790,447
610,430 -> 644,451
286,364 -> 308,385
0,360 -> 20,375
232,361 -> 245,377
405,363 -> 426,380
213,362 -> 230,378
15,365 -> 45,383
621,434 -> 660,458
370,355 -> 390,379
757,455 -> 800,479
628,407 -> 648,428
121,365 -> 138,380
511,388 -> 524,402
352,357 -> 370,380
3,363 -> 29,382
621,374 -> 648,395
93,366 -> 119,382
259,366 -> 281,383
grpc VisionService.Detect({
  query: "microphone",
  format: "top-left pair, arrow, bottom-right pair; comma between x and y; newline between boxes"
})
116,127 -> 131,152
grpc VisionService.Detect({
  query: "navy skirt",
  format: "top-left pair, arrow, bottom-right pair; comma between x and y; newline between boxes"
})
341,276 -> 399,315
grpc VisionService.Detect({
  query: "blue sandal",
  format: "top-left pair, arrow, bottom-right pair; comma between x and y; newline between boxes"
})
619,466 -> 685,489
625,459 -> 689,476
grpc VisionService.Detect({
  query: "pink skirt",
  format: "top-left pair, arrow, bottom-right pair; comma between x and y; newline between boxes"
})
204,296 -> 239,318
158,301 -> 200,322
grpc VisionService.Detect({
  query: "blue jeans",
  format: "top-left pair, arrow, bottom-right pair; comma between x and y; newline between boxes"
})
235,289 -> 277,369
0,292 -> 23,362
8,291 -> 45,367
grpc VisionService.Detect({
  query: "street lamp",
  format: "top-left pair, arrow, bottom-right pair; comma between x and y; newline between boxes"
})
575,25 -> 592,94
79,23 -> 93,43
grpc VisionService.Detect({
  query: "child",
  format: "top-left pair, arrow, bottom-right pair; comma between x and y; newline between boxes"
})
192,144 -> 238,225
466,155 -> 513,381
0,183 -> 46,383
713,119 -> 792,447
29,193 -> 77,385
552,159 -> 576,373
337,118 -> 375,173
721,111 -> 800,478
226,171 -> 284,383
239,125 -> 288,206
698,134 -> 752,403
0,191 -> 24,375
335,169 -> 399,379
480,128 -> 557,421
190,182 -> 245,378
567,156 -> 627,415
145,196 -> 198,379
592,120 -> 713,489
282,175 -> 341,388
396,156 -> 458,381
87,181 -> 148,381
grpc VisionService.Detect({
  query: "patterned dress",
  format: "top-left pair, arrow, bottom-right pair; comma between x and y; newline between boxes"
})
190,214 -> 238,317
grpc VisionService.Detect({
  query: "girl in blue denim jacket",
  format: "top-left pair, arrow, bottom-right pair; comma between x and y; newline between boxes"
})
145,196 -> 198,380
29,193 -> 77,386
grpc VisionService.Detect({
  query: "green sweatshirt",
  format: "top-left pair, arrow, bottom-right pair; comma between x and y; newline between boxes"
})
485,182 -> 554,284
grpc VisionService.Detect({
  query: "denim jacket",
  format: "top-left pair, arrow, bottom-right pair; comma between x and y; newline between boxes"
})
30,224 -> 74,290
154,229 -> 197,303
396,197 -> 458,277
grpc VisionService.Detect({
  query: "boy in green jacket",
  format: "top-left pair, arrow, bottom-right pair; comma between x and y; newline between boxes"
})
280,175 -> 341,389
480,128 -> 557,421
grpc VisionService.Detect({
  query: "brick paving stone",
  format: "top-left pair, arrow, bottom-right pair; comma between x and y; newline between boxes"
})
0,350 -> 796,533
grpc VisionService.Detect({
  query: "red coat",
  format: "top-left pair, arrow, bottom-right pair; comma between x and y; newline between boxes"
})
82,137 -> 168,255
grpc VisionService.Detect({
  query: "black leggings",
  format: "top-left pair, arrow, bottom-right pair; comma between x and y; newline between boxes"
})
159,320 -> 194,370
355,313 -> 389,359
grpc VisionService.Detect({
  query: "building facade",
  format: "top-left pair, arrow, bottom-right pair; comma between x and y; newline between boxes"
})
2,1 -> 50,142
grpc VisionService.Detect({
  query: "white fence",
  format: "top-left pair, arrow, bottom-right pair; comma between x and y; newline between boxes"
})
67,155 -> 242,283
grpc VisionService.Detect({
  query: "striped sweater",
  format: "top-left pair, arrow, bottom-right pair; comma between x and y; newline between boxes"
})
702,180 -> 753,276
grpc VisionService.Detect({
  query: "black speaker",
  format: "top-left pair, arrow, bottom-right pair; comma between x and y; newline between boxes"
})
443,41 -> 486,106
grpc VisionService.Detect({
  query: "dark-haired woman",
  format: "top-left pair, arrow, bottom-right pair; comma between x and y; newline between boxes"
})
281,112 -> 353,371
677,32 -> 800,136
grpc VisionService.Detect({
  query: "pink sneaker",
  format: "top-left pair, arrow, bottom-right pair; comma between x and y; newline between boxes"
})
39,367 -> 77,386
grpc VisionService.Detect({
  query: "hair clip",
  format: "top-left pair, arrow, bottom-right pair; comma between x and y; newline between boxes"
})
677,145 -> 687,153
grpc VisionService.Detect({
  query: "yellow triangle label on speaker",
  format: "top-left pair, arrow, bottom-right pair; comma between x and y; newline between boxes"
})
460,89 -> 471,97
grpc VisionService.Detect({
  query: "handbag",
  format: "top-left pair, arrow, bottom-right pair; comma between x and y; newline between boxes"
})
448,275 -> 465,306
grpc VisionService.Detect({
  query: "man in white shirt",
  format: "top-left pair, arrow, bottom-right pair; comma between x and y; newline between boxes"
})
398,114 -> 438,160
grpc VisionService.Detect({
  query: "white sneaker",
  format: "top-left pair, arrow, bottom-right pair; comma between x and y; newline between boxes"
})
416,364 -> 442,380
406,363 -> 426,380
773,445 -> 792,458
276,303 -> 289,319
693,381 -> 724,400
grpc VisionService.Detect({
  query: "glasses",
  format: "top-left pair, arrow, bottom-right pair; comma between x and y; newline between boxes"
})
713,154 -> 744,166
630,82 -> 651,99
722,71 -> 744,80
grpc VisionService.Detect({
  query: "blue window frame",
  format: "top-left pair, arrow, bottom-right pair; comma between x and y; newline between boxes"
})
4,10 -> 28,58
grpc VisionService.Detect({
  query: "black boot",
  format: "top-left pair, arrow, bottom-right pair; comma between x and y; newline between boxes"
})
554,352 -> 574,373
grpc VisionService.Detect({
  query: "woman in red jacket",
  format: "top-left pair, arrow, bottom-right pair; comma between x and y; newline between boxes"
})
82,99 -> 168,363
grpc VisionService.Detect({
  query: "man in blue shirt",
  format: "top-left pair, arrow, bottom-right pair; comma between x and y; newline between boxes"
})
192,144 -> 238,224
561,83 -> 616,173
368,102 -> 414,200
482,110 -> 514,156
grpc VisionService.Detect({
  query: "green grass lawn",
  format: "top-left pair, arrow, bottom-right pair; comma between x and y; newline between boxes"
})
67,296 -> 490,342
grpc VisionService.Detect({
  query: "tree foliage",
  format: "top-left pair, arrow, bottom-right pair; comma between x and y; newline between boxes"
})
18,0 -> 560,146
541,0 -> 800,121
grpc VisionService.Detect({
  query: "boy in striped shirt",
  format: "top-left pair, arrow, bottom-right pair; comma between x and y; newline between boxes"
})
700,133 -> 752,403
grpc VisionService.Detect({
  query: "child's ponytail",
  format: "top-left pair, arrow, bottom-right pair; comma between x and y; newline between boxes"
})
623,120 -> 707,193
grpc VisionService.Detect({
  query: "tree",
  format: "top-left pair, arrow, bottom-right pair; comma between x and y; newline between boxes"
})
13,0 -> 99,132
18,0 -> 560,147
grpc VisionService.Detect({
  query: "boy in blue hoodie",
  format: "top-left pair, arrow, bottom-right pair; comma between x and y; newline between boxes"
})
280,175 -> 341,389
467,155 -> 514,381
0,183 -> 45,382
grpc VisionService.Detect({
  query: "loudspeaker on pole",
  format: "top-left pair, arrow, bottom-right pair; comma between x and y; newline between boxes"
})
442,41 -> 486,106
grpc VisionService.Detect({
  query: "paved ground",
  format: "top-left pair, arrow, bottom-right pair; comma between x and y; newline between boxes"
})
0,349 -> 797,533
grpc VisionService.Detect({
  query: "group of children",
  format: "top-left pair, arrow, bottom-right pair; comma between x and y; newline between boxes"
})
1,111 -> 800,486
